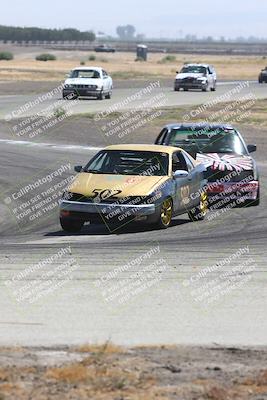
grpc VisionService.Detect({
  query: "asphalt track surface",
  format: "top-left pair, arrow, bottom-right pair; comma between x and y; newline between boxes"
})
0,80 -> 264,120
0,80 -> 266,347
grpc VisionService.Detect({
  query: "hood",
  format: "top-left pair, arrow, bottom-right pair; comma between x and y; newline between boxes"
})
65,78 -> 102,86
176,72 -> 205,80
68,173 -> 169,198
196,153 -> 253,172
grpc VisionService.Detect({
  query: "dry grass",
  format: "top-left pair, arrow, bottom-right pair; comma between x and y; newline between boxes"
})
1,345 -> 267,399
0,48 -> 265,81
76,341 -> 124,354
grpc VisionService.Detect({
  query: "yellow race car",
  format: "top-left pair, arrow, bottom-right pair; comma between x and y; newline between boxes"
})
60,144 -> 208,232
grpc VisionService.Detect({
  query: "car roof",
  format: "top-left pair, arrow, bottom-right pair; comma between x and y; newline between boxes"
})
72,66 -> 103,71
164,123 -> 235,131
105,144 -> 181,154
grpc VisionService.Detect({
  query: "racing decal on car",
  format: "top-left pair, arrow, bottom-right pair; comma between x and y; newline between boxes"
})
92,189 -> 122,200
196,153 -> 253,172
180,185 -> 190,205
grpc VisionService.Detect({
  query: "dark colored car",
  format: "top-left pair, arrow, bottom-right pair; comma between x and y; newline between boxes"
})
94,44 -> 116,53
258,67 -> 267,83
155,124 -> 260,207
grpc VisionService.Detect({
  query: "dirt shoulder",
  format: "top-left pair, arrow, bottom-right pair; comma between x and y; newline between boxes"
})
0,47 -> 265,81
0,344 -> 267,400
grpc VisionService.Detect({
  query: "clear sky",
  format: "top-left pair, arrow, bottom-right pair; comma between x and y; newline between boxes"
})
1,0 -> 266,39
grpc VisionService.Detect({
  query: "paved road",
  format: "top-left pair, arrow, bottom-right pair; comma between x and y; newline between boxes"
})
0,80 -> 264,120
0,127 -> 266,347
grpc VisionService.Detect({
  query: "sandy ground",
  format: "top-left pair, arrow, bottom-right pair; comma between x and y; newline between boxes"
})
0,344 -> 267,399
0,45 -> 265,81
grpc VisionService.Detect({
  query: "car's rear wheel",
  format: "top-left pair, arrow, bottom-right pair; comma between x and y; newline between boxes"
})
60,217 -> 84,232
188,191 -> 208,221
154,198 -> 173,229
243,186 -> 260,207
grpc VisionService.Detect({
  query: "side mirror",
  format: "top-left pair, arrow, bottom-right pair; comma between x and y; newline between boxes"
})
176,71 -> 179,74
173,170 -> 189,179
247,144 -> 257,153
74,165 -> 83,173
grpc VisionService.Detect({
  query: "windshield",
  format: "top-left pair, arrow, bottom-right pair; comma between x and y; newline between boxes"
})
84,150 -> 169,176
168,128 -> 247,155
70,70 -> 100,79
180,66 -> 207,74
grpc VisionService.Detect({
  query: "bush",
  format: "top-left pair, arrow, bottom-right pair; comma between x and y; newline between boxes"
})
54,108 -> 66,119
80,61 -> 86,65
99,58 -> 108,63
158,55 -> 176,64
135,57 -> 145,62
36,53 -> 57,61
0,51 -> 13,60
88,54 -> 96,61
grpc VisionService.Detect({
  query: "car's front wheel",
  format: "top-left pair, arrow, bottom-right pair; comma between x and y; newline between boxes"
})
105,90 -> 112,99
188,191 -> 208,221
60,217 -> 84,232
98,91 -> 104,100
210,81 -> 216,91
153,198 -> 173,229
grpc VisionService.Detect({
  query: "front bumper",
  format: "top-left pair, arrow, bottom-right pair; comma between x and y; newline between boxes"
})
60,200 -> 156,222
175,80 -> 206,90
63,88 -> 101,97
207,181 -> 259,200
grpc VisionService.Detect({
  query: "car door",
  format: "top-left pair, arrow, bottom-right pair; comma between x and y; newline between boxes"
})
207,66 -> 215,88
182,151 -> 200,207
102,70 -> 111,92
101,70 -> 108,92
172,151 -> 193,213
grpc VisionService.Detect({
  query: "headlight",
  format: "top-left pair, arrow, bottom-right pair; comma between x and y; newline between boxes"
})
146,190 -> 163,204
197,78 -> 207,82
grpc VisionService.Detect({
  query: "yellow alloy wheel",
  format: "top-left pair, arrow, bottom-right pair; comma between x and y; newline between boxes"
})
199,191 -> 208,217
160,198 -> 173,227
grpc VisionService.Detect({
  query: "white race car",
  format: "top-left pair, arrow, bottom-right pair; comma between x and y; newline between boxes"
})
63,66 -> 113,100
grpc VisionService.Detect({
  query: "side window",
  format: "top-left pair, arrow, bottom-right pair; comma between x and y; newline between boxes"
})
172,152 -> 188,172
156,128 -> 168,145
207,67 -> 212,74
102,70 -> 108,77
182,152 -> 194,172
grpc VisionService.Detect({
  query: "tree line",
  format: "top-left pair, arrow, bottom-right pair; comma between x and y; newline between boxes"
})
0,25 -> 95,42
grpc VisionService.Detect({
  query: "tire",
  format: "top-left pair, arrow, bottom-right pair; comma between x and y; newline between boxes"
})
174,87 -> 180,91
153,198 -> 173,229
184,88 -> 188,91
202,84 -> 208,92
105,90 -> 112,99
60,217 -> 84,232
188,191 -> 208,221
243,186 -> 260,207
98,91 -> 104,100
211,81 -> 216,91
